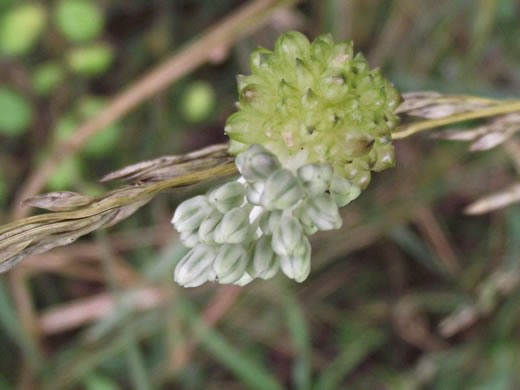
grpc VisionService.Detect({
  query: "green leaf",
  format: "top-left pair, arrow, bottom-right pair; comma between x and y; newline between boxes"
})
77,97 -> 121,157
0,374 -> 12,390
54,114 -> 78,141
178,298 -> 285,390
181,81 -> 216,123
47,156 -> 82,190
33,62 -> 65,95
66,43 -> 114,76
283,294 -> 312,390
0,3 -> 46,56
0,278 -> 42,370
83,373 -> 120,390
314,324 -> 386,390
55,0 -> 103,42
0,87 -> 32,135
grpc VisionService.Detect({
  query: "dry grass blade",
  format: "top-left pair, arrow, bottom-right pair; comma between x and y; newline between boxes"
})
439,267 -> 520,337
100,144 -> 231,183
464,183 -> 520,215
396,91 -> 499,118
23,192 -> 93,212
431,113 -> 520,151
399,97 -> 520,215
0,147 -> 237,273
394,93 -> 520,139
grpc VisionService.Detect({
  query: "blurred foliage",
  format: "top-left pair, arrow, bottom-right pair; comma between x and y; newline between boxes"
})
55,0 -> 104,43
0,3 -> 46,56
1,0 -> 520,389
0,87 -> 32,134
66,43 -> 114,76
32,61 -> 65,95
181,81 -> 217,123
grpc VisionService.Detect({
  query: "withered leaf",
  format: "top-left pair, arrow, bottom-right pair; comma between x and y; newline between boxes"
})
465,183 -> 520,215
23,192 -> 93,211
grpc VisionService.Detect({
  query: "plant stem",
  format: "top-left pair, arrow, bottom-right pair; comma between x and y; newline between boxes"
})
393,100 -> 520,139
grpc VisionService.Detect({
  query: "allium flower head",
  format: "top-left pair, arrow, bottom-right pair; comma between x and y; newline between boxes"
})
171,31 -> 401,288
225,31 -> 401,188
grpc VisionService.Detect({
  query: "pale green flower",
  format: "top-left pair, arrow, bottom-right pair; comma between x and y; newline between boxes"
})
213,244 -> 250,284
235,144 -> 281,182
179,230 -> 200,248
251,235 -> 279,280
258,209 -> 282,235
272,216 -> 304,256
246,181 -> 264,205
279,236 -> 311,282
198,210 -> 223,243
214,207 -> 251,244
171,195 -> 212,232
329,175 -> 361,207
297,163 -> 334,194
261,169 -> 303,210
174,244 -> 216,287
301,194 -> 342,231
209,181 -> 245,213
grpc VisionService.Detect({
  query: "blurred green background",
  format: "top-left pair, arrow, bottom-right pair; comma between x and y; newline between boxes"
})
1,0 -> 520,389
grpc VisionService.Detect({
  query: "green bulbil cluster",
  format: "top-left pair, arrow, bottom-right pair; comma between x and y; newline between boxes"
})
225,31 -> 401,189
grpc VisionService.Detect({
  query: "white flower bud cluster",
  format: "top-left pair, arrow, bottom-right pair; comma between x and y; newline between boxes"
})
171,145 -> 361,288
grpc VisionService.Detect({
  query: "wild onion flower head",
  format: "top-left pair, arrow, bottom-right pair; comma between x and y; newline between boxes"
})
171,31 -> 401,288
225,31 -> 401,188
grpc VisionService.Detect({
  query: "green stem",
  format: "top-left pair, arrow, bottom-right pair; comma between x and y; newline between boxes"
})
393,100 -> 520,139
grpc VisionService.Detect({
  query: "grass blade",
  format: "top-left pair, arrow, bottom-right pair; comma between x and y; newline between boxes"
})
314,326 -> 386,390
283,293 -> 312,390
178,297 -> 285,390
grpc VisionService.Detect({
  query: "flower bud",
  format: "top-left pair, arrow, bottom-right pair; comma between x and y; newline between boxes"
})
246,182 -> 264,205
224,111 -> 265,144
294,207 -> 318,235
251,235 -> 280,280
171,195 -> 212,232
235,144 -> 281,182
272,216 -> 304,256
302,194 -> 342,231
274,31 -> 310,62
198,210 -> 223,243
258,209 -> 282,235
209,181 -> 245,213
279,236 -> 311,282
213,244 -> 250,284
297,163 -> 334,194
214,207 -> 251,244
174,244 -> 216,288
249,47 -> 272,74
343,163 -> 371,189
261,169 -> 303,210
341,130 -> 374,158
180,230 -> 200,248
329,175 -> 361,207
233,272 -> 254,286
369,143 -> 395,172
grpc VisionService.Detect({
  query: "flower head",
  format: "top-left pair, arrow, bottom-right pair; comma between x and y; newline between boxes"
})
225,31 -> 401,189
171,31 -> 400,288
